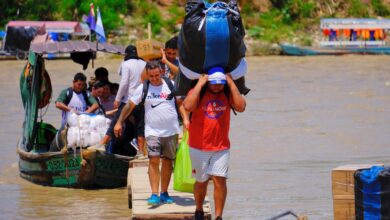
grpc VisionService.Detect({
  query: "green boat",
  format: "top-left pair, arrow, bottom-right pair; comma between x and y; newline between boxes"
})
18,40 -> 135,188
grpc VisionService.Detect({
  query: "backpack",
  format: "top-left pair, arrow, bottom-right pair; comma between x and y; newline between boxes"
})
64,87 -> 92,107
64,87 -> 106,116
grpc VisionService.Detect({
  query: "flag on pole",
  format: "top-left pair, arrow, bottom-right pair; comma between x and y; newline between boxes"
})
86,3 -> 96,31
95,7 -> 106,43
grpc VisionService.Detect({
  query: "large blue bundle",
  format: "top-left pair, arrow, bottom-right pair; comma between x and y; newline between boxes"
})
179,0 -> 246,73
175,0 -> 249,95
355,166 -> 390,220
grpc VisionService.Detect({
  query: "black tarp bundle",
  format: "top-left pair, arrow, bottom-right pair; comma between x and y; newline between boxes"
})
175,0 -> 250,96
4,26 -> 39,53
355,166 -> 390,220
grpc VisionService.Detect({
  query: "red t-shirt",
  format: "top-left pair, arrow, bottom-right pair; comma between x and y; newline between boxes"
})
188,89 -> 231,151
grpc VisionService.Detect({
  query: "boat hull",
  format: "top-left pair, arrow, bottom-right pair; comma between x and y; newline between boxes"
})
17,143 -> 134,188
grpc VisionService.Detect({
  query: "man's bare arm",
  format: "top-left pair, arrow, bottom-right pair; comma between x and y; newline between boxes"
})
114,101 -> 136,138
55,102 -> 71,112
183,75 -> 208,112
226,74 -> 246,112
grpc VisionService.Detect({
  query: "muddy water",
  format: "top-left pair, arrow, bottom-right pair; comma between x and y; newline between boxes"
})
0,56 -> 389,219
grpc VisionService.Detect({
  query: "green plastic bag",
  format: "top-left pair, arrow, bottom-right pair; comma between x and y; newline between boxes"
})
174,131 -> 195,193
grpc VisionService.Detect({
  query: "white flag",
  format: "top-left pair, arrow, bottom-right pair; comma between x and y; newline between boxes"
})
95,7 -> 106,43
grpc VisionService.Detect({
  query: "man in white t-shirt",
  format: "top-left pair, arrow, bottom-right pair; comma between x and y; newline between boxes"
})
114,61 -> 186,206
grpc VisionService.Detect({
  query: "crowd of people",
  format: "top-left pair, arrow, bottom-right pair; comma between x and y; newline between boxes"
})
54,35 -> 246,220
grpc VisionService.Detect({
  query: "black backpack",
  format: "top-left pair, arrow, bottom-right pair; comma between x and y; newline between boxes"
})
64,87 -> 92,107
140,77 -> 175,104
64,87 -> 106,115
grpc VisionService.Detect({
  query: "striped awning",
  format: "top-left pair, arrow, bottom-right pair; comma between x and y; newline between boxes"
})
30,40 -> 125,55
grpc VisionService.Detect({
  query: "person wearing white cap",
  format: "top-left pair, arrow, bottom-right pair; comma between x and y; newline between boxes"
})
183,66 -> 246,220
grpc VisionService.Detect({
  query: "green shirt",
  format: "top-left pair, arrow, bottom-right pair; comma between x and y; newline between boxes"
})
56,88 -> 97,127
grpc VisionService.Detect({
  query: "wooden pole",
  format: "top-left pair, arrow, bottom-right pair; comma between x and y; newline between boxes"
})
148,22 -> 151,40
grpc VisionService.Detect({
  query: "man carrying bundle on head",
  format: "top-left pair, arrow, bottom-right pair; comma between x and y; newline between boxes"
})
183,67 -> 246,220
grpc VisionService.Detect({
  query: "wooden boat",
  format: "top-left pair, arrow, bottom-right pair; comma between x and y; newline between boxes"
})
281,18 -> 390,56
18,40 -> 135,188
17,144 -> 132,188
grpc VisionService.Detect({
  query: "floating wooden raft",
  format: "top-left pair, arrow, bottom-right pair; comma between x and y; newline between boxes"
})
128,160 -> 212,219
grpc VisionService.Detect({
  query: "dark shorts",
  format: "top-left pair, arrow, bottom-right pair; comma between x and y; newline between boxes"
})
146,135 -> 178,160
106,102 -> 145,138
106,102 -> 126,137
132,105 -> 145,138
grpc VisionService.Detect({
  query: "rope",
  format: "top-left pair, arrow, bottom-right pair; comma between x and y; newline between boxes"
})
62,145 -> 70,185
198,1 -> 239,31
38,103 -> 50,121
266,210 -> 298,220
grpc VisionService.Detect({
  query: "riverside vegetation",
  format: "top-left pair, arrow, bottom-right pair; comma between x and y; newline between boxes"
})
1,0 -> 390,55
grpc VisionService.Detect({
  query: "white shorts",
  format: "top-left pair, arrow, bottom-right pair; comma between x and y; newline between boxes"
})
189,147 -> 230,183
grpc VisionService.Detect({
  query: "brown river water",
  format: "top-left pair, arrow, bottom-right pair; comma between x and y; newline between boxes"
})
0,56 -> 389,219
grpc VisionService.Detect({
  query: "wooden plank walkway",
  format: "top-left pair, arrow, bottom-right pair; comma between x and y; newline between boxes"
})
128,159 -> 212,220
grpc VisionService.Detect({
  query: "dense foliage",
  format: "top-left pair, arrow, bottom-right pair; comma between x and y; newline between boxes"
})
0,0 -> 132,31
1,0 -> 390,49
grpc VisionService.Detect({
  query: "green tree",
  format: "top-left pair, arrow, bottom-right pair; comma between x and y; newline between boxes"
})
133,0 -> 164,35
0,0 -> 58,28
58,0 -> 131,31
0,1 -> 21,28
372,0 -> 390,17
348,0 -> 369,17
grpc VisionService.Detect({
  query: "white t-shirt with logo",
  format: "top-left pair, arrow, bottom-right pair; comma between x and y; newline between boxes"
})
130,80 -> 180,138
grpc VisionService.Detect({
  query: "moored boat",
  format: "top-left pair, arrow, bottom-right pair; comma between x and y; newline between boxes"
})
17,144 -> 132,188
18,40 -> 134,188
281,18 -> 390,56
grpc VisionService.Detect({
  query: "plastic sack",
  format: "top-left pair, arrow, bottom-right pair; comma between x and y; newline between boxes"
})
355,166 -> 390,220
78,114 -> 91,129
79,129 -> 90,147
66,113 -> 109,148
175,0 -> 250,96
89,115 -> 107,131
89,131 -> 101,146
66,127 -> 79,148
67,112 -> 78,127
173,131 -> 195,193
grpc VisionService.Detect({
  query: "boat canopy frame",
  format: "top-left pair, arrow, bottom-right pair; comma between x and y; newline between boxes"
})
321,18 -> 390,30
30,40 -> 125,55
